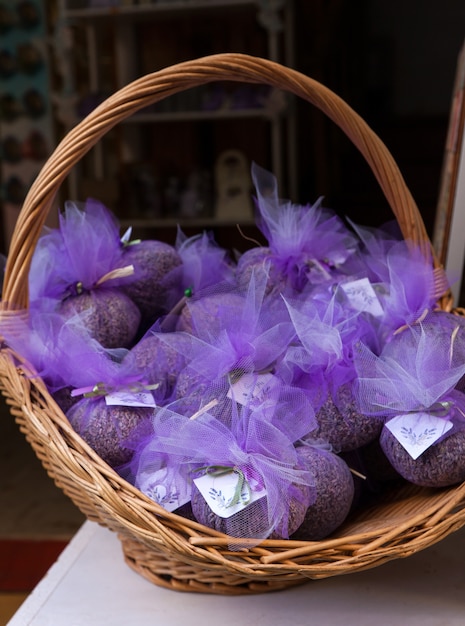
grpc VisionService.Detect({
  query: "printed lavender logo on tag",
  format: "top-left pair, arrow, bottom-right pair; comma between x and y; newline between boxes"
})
194,472 -> 266,519
105,390 -> 157,408
385,413 -> 453,460
139,469 -> 191,513
341,277 -> 384,317
227,372 -> 278,407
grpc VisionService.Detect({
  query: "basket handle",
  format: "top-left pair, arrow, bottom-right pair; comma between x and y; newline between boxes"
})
2,53 -> 435,311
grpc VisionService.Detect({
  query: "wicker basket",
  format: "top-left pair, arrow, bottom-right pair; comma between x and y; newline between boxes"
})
2,53 -> 465,596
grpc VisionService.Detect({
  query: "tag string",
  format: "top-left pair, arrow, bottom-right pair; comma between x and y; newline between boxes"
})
393,308 -> 429,336
449,325 -> 460,367
68,264 -> 135,297
189,398 -> 219,420
159,287 -> 193,331
397,400 -> 454,418
307,258 -> 332,280
95,264 -> 135,286
71,381 -> 160,398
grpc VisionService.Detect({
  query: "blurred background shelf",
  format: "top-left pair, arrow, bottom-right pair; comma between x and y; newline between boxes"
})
58,0 -> 297,239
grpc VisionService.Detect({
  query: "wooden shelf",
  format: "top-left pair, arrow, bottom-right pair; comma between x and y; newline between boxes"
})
59,0 -> 296,234
64,0 -> 258,20
120,216 -> 256,228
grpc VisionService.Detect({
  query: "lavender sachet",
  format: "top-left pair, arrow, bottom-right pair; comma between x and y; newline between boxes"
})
354,324 -> 465,486
61,337 -> 164,468
235,163 -> 359,296
29,199 -> 141,348
282,291 -> 383,451
129,394 -> 317,547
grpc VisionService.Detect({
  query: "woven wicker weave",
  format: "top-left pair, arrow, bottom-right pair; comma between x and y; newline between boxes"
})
1,53 -> 465,595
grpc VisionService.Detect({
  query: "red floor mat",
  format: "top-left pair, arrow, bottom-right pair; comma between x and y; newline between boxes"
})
0,539 -> 68,592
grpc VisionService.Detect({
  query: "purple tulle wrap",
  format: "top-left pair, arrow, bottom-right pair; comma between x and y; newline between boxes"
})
367,241 -> 450,342
0,307 -> 124,394
28,200 -> 142,348
354,324 -> 465,418
63,344 -> 164,468
282,288 -> 380,395
29,199 -> 129,303
354,323 -> 465,486
178,273 -> 295,378
235,163 -> 359,294
175,228 -> 236,293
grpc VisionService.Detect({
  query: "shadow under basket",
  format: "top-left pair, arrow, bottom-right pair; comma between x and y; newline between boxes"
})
1,53 -> 465,595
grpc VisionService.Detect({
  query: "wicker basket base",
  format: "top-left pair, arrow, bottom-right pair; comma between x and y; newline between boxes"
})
116,480 -> 465,594
120,534 -> 307,595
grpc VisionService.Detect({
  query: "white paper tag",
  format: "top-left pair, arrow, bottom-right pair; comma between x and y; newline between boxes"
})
385,413 -> 453,459
227,372 -> 279,407
139,468 -> 191,513
194,470 -> 266,519
341,277 -> 384,317
105,390 -> 157,408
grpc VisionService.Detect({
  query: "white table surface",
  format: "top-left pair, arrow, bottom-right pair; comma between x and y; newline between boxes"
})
8,519 -> 465,626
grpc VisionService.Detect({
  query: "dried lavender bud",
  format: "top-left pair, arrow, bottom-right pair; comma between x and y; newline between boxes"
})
171,367 -> 244,428
125,331 -> 191,393
175,291 -> 245,336
58,289 -> 141,349
309,384 -> 383,452
379,424 -> 465,488
292,445 -> 354,540
174,367 -> 209,404
121,240 -> 183,329
235,247 -> 278,294
67,398 -> 153,468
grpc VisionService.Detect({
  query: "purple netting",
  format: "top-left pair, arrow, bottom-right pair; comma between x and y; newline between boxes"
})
235,163 -> 359,294
342,218 -> 403,283
28,200 -> 142,348
175,228 -> 236,293
29,199 -> 129,302
0,308 -> 125,394
62,339 -> 164,468
282,289 -> 381,391
372,241 -> 449,341
176,272 -> 295,379
67,396 -> 154,468
354,323 -> 465,486
354,324 -> 465,418
280,292 -> 384,450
